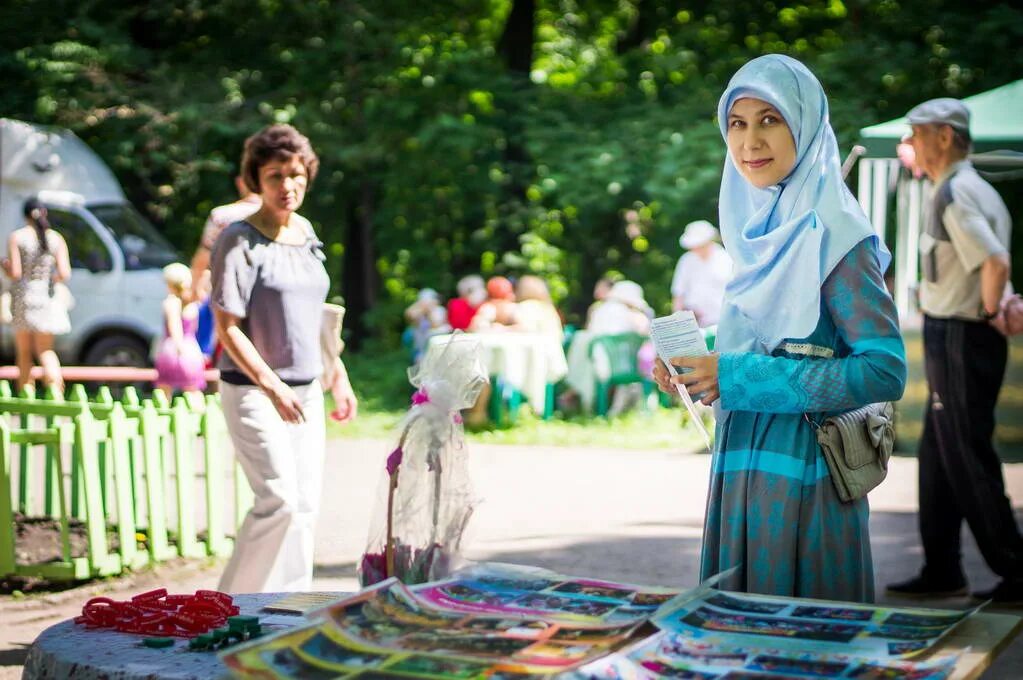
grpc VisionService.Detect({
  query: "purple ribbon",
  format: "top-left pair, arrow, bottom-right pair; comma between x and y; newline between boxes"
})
386,446 -> 404,475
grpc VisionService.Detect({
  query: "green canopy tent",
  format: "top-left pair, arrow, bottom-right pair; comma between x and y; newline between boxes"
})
860,79 -> 1023,158
855,79 -> 1023,321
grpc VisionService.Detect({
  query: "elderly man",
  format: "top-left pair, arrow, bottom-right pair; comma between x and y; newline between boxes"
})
886,98 -> 1022,603
670,220 -> 733,327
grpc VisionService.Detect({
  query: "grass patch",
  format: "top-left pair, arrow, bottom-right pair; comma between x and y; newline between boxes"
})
464,408 -> 709,450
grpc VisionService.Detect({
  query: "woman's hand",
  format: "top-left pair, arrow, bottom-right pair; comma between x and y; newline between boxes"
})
652,358 -> 675,396
329,375 -> 358,423
265,380 -> 306,424
670,353 -> 720,405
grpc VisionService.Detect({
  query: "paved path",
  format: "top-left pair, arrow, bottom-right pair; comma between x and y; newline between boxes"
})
3,438 -> 1021,678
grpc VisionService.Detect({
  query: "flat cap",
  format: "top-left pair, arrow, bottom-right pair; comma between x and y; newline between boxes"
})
906,98 -> 970,133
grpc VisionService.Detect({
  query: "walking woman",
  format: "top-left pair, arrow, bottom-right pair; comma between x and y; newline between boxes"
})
210,124 -> 358,593
3,198 -> 71,393
653,55 -> 907,602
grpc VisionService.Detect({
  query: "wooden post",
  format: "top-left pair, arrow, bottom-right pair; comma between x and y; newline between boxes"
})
121,387 -> 140,409
73,405 -> 117,576
139,400 -> 171,561
0,420 -> 16,577
54,423 -> 73,566
17,383 -> 34,515
108,403 -> 140,569
43,386 -> 64,518
202,394 -> 228,556
94,387 -> 115,515
120,387 -> 146,528
68,384 -> 88,519
153,389 -> 170,410
171,397 -> 201,558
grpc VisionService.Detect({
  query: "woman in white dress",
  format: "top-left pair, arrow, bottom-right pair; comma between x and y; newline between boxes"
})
3,198 -> 71,393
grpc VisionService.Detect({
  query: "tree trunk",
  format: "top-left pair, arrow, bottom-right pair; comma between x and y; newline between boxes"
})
493,0 -> 536,255
617,0 -> 656,54
338,0 -> 379,349
497,0 -> 535,75
342,179 -> 378,351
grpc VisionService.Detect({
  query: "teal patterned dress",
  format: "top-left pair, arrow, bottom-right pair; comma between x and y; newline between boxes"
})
702,239 -> 907,603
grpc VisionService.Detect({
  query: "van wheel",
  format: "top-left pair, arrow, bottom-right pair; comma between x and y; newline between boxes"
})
81,334 -> 151,398
83,334 -> 149,368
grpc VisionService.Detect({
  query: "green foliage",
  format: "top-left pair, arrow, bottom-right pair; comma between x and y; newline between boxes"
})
3,0 -> 1021,338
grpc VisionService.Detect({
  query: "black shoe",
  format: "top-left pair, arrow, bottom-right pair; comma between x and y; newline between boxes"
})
971,580 -> 1023,605
886,574 -> 968,597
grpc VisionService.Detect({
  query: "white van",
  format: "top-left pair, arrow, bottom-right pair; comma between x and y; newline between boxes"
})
0,118 -> 178,366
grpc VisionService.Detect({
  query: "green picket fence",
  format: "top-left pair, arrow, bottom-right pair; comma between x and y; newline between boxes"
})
0,381 -> 252,582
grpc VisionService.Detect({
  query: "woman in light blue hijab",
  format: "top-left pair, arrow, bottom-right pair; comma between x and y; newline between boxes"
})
654,55 -> 906,602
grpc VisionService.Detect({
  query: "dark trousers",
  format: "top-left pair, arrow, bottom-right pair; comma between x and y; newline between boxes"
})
918,315 -> 1023,583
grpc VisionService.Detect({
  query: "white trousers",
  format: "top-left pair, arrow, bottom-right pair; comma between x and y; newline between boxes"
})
217,382 -> 325,593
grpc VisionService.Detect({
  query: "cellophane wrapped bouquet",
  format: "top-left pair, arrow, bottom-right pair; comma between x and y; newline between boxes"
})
359,335 -> 488,586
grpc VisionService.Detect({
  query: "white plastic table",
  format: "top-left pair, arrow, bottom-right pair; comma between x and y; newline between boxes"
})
428,332 -> 568,411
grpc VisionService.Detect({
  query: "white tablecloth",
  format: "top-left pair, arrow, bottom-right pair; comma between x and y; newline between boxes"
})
428,332 -> 568,409
564,330 -> 606,412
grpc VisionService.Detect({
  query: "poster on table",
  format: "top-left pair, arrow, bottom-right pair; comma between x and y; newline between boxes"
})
220,564 -> 978,679
576,629 -> 961,679
411,562 -> 681,626
221,578 -> 641,678
652,588 -> 976,659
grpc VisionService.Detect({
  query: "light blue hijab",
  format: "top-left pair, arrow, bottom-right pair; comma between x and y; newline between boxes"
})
714,54 -> 890,355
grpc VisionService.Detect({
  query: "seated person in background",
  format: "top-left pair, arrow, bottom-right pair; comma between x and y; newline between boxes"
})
585,276 -> 615,327
469,276 -> 518,332
513,275 -> 564,342
671,219 -> 732,328
563,280 -> 652,414
404,288 -> 451,362
588,280 -> 652,335
447,274 -> 486,331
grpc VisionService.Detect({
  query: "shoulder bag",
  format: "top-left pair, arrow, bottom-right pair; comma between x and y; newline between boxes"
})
806,401 -> 895,503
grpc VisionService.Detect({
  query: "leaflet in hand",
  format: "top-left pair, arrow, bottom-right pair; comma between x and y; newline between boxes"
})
650,310 -> 713,450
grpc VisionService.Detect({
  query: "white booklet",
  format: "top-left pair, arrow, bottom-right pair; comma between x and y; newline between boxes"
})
650,310 -> 713,450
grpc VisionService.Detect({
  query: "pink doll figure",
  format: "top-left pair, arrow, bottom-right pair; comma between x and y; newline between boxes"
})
154,263 -> 207,396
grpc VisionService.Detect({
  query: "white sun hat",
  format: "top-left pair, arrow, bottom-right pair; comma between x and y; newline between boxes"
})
607,280 -> 651,314
679,220 -> 720,249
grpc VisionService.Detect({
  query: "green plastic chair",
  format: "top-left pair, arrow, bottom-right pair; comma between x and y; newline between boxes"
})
588,332 -> 655,417
487,376 -> 523,428
702,325 -> 717,351
561,324 -> 577,353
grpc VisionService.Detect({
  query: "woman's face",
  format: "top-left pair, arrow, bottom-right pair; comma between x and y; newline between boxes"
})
257,155 -> 308,213
726,97 -> 797,189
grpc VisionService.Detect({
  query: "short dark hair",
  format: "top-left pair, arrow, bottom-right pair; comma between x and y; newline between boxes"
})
241,124 -> 319,193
